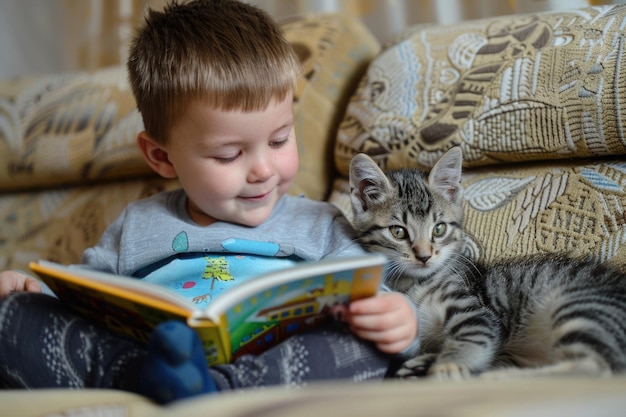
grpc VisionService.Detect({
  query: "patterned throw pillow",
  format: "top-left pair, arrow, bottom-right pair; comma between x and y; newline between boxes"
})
335,5 -> 626,174
0,68 -> 149,191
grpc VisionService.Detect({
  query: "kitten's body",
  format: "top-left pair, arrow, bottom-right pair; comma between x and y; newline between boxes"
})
349,148 -> 626,379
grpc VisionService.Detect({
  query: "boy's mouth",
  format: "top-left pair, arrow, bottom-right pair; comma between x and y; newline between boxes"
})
239,190 -> 273,203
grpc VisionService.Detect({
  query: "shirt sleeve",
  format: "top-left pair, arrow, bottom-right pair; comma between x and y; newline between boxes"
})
80,206 -> 128,274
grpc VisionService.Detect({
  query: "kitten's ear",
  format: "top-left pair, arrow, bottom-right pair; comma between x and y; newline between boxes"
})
428,147 -> 463,204
349,153 -> 391,212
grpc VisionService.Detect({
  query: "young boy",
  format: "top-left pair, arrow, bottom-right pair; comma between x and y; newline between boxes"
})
0,0 -> 418,404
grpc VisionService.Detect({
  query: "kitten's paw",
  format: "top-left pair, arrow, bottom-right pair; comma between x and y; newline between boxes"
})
395,353 -> 437,378
428,362 -> 471,381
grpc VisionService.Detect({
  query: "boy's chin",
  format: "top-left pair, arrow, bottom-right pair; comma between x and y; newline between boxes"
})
230,208 -> 275,227
188,202 -> 276,227
232,193 -> 285,226
235,217 -> 270,227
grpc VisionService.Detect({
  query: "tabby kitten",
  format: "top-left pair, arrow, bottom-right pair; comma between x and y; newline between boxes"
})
349,147 -> 626,379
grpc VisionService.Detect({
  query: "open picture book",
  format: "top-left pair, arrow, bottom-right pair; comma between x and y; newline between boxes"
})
29,254 -> 387,365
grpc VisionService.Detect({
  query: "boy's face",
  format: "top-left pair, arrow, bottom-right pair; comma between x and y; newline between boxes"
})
156,93 -> 299,227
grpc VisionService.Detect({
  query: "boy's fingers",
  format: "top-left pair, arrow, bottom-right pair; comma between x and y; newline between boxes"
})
349,318 -> 412,340
0,272 -> 20,296
25,279 -> 42,293
0,273 -> 42,296
351,326 -> 414,353
349,294 -> 399,314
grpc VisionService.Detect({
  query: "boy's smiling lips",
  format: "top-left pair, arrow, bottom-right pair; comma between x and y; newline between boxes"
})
239,190 -> 273,202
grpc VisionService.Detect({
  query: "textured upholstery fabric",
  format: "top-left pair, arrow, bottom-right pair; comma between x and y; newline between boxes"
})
285,13 -> 380,200
0,68 -> 149,190
335,5 -> 626,172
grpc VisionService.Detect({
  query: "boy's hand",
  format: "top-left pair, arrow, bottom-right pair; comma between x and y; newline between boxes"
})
0,271 -> 42,297
345,292 -> 418,354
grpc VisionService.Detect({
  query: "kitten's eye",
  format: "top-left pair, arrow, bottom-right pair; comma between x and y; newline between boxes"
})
389,225 -> 407,240
432,223 -> 447,238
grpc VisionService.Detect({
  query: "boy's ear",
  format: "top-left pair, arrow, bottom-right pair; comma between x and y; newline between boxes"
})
136,131 -> 178,179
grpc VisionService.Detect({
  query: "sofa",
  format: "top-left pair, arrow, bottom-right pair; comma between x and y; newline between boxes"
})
2,5 -> 626,416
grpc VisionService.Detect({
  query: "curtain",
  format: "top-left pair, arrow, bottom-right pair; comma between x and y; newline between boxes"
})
0,0 -> 622,78
259,0 -> 621,43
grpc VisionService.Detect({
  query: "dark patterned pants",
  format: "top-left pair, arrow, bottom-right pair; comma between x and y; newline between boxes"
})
0,292 -> 390,392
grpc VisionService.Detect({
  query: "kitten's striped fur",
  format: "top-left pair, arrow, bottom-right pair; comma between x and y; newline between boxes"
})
349,148 -> 626,379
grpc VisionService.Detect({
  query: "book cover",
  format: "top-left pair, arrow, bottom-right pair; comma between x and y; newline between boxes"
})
30,254 -> 387,365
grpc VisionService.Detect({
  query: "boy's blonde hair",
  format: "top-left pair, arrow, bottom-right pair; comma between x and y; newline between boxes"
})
127,0 -> 301,144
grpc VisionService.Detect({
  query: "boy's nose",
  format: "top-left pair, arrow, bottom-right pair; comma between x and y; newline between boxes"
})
248,156 -> 273,182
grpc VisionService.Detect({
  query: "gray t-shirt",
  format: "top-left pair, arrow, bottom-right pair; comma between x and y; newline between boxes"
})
82,189 -> 366,276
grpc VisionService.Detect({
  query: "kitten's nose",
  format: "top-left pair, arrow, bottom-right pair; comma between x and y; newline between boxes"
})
414,240 -> 432,265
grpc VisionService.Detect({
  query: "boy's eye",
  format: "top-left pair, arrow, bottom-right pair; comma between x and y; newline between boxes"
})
389,225 -> 407,240
432,223 -> 447,237
214,152 -> 241,163
270,137 -> 289,148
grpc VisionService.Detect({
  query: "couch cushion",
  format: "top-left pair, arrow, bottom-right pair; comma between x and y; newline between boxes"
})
331,157 -> 626,269
335,5 -> 626,174
0,13 -> 379,201
0,178 -> 180,272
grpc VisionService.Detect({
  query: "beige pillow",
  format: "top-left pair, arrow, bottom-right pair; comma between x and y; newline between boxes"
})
0,68 -> 151,191
283,13 -> 379,200
335,5 -> 626,175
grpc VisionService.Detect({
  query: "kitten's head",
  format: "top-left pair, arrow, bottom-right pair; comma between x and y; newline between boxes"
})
349,148 -> 465,291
